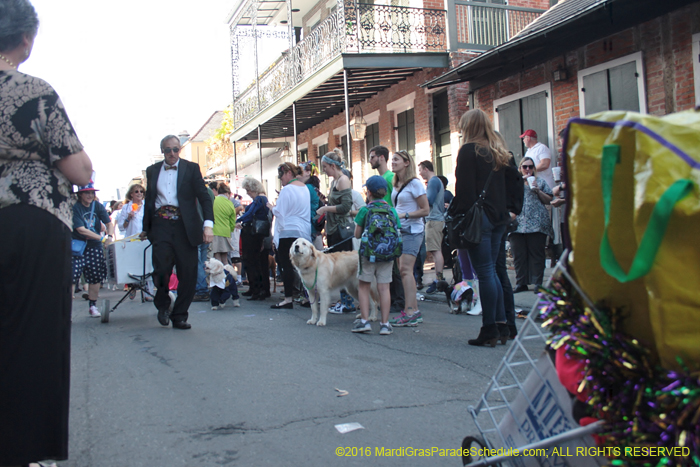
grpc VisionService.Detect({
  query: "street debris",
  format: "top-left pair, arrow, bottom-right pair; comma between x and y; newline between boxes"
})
335,422 -> 364,434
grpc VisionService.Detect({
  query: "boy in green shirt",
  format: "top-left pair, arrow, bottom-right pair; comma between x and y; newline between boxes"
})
352,176 -> 402,335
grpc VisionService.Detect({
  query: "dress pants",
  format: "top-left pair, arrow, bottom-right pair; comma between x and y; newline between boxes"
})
241,232 -> 265,296
509,232 -> 547,287
150,217 -> 198,323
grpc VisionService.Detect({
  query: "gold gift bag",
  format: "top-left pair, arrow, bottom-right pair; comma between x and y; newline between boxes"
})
565,110 -> 700,370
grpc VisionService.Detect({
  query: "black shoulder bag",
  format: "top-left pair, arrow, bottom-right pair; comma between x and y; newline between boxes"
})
445,168 -> 495,249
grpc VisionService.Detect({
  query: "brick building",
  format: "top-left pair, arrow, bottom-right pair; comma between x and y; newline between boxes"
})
425,0 -> 700,162
223,0 -> 550,198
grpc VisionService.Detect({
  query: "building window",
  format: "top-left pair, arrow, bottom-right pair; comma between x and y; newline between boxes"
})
396,108 -> 415,157
578,52 -> 646,116
494,83 -> 554,163
299,148 -> 308,163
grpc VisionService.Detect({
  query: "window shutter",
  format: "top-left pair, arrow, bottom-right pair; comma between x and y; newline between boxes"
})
582,70 -> 610,115
496,99 -> 522,161
609,61 -> 640,112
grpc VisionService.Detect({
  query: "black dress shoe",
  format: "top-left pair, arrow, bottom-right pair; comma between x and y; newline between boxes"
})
247,294 -> 263,301
270,302 -> 293,309
513,285 -> 529,293
157,308 -> 170,326
300,301 -> 311,308
241,290 -> 254,297
192,293 -> 210,302
172,321 -> 191,330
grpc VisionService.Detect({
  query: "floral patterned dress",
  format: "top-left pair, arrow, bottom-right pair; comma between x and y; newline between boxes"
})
513,178 -> 554,237
0,70 -> 84,227
0,70 -> 83,465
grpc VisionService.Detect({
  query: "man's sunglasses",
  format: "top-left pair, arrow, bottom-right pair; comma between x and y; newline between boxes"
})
163,147 -> 180,154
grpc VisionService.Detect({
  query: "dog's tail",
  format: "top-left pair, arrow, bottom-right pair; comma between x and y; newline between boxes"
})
224,264 -> 237,280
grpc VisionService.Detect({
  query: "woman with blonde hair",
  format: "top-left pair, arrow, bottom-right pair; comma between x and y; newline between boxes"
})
117,183 -> 146,238
236,177 -> 271,300
452,109 -> 512,346
388,150 -> 429,327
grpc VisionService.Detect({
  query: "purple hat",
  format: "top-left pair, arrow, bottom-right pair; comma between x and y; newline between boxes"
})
77,180 -> 99,192
364,175 -> 387,194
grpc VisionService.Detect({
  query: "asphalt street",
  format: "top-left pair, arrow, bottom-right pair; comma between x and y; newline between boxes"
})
62,272 -> 544,467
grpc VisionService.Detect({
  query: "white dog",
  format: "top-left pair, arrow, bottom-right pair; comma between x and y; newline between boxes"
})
289,238 -> 379,326
204,258 -> 240,310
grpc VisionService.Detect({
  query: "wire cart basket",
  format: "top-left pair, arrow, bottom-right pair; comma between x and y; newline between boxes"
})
102,236 -> 154,323
462,254 -> 606,467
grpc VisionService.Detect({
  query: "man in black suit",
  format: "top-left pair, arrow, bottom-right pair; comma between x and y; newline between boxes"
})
140,135 -> 214,329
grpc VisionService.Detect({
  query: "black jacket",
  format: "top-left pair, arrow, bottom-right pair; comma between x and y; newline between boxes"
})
143,158 -> 214,247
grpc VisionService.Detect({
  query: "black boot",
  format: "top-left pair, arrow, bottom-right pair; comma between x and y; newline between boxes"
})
497,323 -> 510,345
508,324 -> 517,340
468,324 -> 499,347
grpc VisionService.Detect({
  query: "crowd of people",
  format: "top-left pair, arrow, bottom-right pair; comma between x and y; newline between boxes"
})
0,2 -> 566,466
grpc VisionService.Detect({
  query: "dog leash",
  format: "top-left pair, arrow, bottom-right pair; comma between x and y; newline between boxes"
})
321,235 -> 353,253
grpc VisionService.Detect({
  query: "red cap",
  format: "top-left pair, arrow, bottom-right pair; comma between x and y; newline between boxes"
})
520,129 -> 537,138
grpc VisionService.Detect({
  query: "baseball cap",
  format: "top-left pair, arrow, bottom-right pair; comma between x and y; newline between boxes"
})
520,129 -> 537,138
364,175 -> 387,194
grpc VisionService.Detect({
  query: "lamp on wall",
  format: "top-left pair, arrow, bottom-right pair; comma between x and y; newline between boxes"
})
552,65 -> 569,82
349,105 -> 367,141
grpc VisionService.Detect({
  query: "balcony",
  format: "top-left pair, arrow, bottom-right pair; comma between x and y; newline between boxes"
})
450,0 -> 547,50
231,3 -> 448,133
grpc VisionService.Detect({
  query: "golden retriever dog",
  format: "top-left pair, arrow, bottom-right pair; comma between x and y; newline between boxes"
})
289,238 -> 379,326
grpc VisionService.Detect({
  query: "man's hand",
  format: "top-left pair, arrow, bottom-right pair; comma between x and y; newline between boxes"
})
203,226 -> 214,244
139,231 -> 148,241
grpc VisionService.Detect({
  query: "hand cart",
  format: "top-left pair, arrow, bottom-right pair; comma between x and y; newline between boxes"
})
102,236 -> 154,323
461,253 -> 606,467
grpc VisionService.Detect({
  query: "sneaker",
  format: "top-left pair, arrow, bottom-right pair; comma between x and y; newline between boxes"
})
425,280 -> 438,294
89,305 -> 101,318
351,320 -> 372,333
379,323 -> 393,335
328,302 -> 343,314
340,303 -> 356,313
390,311 -> 421,327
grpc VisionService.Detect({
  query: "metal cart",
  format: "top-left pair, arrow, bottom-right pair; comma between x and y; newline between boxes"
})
462,255 -> 606,467
102,237 -> 154,323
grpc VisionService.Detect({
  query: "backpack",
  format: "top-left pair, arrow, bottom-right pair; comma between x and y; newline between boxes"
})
359,201 -> 402,266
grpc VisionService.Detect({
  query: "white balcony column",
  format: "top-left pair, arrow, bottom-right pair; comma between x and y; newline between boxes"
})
293,102 -> 298,165
343,69 -> 352,166
252,1 -> 260,112
336,0 -> 346,53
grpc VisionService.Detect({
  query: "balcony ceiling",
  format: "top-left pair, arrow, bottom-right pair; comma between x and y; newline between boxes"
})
232,0 -> 318,27
235,66 -> 424,141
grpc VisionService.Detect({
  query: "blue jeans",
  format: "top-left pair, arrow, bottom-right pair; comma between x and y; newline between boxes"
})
462,212 -> 506,326
195,243 -> 209,295
496,230 -> 515,326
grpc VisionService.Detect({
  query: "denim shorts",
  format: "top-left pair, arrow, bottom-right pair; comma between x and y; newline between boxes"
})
400,230 -> 424,257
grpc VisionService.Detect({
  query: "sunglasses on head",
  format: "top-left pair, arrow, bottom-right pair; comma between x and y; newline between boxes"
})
163,147 -> 180,154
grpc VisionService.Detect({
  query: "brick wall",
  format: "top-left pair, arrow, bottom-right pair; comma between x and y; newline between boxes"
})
298,68 -> 447,172
471,3 -> 699,137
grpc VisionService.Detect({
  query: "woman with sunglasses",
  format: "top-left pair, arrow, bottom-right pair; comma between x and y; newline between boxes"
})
268,162 -> 310,309
117,183 -> 146,237
388,150 -> 429,327
317,148 -> 353,253
509,156 -> 553,294
453,109 -> 512,346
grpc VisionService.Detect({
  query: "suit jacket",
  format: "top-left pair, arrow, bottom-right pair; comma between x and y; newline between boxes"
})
143,158 -> 214,247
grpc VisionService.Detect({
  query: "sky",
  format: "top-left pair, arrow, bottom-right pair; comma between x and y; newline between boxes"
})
22,0 -> 238,200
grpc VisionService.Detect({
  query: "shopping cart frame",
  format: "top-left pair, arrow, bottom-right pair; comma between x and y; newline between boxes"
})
462,251 -> 605,467
101,242 -> 154,323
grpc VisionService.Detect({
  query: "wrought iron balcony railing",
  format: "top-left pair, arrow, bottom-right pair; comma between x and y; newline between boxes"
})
232,3 -> 447,131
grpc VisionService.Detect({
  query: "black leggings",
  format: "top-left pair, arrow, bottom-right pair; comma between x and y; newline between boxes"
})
276,237 -> 298,298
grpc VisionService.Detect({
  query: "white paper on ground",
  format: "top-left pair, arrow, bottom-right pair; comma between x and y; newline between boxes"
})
335,423 -> 365,434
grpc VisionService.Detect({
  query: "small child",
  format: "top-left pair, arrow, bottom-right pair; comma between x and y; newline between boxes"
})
352,175 -> 402,335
